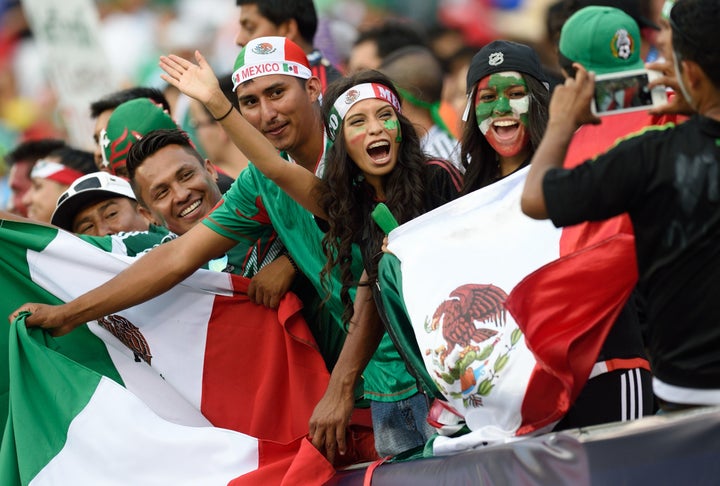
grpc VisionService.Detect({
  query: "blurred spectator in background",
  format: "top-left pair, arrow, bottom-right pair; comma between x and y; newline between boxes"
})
22,146 -> 95,223
6,138 -> 66,216
188,73 -> 247,179
89,87 -> 171,171
569,0 -> 660,61
347,19 -> 426,74
379,45 -> 462,170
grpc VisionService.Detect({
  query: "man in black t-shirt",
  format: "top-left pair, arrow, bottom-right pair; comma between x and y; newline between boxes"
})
522,0 -> 720,410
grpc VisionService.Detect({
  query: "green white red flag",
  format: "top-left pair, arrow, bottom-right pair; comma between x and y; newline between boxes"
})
0,220 -> 335,484
383,168 -> 637,455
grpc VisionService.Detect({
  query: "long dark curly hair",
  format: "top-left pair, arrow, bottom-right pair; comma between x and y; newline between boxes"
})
318,70 -> 430,324
461,74 -> 549,194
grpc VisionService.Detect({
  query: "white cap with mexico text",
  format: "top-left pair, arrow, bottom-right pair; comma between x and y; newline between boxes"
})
231,36 -> 313,92
51,171 -> 137,232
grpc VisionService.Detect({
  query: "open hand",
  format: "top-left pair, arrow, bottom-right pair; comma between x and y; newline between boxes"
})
159,51 -> 221,106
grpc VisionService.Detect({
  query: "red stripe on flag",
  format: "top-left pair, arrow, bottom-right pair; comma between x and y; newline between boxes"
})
505,234 -> 638,435
201,274 -> 330,443
228,438 -> 336,485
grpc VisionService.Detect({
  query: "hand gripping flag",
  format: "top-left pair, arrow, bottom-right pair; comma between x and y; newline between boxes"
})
0,220 -> 335,484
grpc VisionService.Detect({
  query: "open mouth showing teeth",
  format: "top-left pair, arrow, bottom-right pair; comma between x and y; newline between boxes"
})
367,141 -> 390,161
493,120 -> 519,137
180,200 -> 201,217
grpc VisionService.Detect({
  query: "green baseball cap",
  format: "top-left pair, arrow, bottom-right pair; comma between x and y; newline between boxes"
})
559,6 -> 645,75
101,98 -> 179,175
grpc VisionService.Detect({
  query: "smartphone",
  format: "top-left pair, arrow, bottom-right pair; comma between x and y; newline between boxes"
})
591,69 -> 667,116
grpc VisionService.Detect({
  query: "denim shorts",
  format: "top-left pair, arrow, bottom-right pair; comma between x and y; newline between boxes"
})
370,392 -> 436,457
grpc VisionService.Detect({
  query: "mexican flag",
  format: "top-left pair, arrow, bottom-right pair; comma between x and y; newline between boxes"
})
382,167 -> 637,455
0,220 -> 335,484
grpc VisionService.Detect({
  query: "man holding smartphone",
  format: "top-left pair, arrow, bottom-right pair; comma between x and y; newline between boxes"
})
522,0 -> 720,411
556,6 -> 681,167
551,5 -> 659,425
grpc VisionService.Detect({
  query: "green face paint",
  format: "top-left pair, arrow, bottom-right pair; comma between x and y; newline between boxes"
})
474,72 -> 529,136
383,119 -> 399,130
383,119 -> 402,142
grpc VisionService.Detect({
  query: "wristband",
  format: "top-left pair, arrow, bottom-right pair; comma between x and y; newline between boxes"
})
284,251 -> 299,274
213,103 -> 234,122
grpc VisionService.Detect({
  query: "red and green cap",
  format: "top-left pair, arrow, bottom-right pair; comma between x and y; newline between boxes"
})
231,36 -> 312,92
101,98 -> 179,175
559,6 -> 644,75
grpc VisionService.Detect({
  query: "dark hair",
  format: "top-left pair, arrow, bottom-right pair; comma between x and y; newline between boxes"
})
7,138 -> 66,165
90,87 -> 171,118
670,0 -> 720,86
235,0 -> 317,45
47,147 -> 97,175
319,70 -> 429,324
379,45 -> 444,104
461,74 -> 549,193
126,129 -> 203,183
546,0 -> 575,48
353,20 -> 427,60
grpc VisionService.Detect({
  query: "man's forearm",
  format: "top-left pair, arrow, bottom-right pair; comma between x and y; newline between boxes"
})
521,120 -> 576,219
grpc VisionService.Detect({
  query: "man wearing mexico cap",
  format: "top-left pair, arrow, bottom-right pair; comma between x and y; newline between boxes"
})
214,36 -> 376,463
558,6 -> 684,171
234,0 -> 342,91
572,0 -> 661,62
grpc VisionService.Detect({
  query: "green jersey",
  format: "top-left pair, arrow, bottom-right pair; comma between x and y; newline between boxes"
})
79,224 -> 175,256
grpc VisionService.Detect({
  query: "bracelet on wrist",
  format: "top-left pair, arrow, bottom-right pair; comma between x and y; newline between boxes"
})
213,103 -> 234,122
284,252 -> 299,274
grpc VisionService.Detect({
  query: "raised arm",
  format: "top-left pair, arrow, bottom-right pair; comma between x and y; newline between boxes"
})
159,51 -> 326,219
521,64 -> 601,219
9,223 -> 237,335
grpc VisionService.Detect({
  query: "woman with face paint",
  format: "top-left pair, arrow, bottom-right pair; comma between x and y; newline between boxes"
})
159,53 -> 463,459
461,39 -> 657,431
460,41 -> 550,194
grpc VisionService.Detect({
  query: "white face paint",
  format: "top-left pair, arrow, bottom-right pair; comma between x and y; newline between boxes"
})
672,49 -> 694,107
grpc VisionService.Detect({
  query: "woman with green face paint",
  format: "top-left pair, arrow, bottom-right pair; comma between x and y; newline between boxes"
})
318,70 -> 464,457
460,41 -> 550,194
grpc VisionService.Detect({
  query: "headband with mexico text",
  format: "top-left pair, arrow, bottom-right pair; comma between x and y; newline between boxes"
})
232,37 -> 313,91
30,159 -> 85,186
327,83 -> 402,141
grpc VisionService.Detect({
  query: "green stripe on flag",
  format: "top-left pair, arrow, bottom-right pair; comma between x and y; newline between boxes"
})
1,317 -> 103,484
0,221 -> 123,443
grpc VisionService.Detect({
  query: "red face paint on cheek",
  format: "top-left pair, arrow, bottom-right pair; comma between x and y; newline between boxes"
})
347,127 -> 366,146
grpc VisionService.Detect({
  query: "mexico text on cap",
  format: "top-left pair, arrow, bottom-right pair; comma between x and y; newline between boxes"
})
232,36 -> 312,91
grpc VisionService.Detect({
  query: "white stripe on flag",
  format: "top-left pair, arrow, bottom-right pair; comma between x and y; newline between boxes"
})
388,168 -> 562,452
26,229 -> 233,411
31,377 -> 259,486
